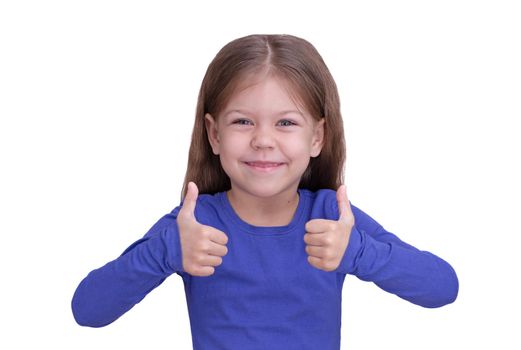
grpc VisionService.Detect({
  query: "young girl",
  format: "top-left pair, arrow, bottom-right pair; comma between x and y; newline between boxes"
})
72,34 -> 458,349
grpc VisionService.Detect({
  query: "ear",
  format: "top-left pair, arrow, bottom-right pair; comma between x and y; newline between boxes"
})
205,113 -> 221,155
310,117 -> 325,158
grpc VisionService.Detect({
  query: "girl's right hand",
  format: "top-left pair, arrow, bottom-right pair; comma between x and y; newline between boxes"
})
176,181 -> 229,276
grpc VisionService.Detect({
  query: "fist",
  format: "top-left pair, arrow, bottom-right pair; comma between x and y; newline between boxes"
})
304,185 -> 355,272
177,181 -> 229,276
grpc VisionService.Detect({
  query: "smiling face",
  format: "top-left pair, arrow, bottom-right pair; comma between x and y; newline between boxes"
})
205,73 -> 325,201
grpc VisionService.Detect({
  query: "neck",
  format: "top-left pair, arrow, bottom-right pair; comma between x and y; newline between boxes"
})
226,187 -> 300,226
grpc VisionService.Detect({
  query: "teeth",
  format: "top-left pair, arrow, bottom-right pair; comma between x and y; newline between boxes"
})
248,162 -> 281,167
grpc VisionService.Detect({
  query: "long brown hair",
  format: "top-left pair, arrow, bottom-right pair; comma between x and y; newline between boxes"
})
180,34 -> 346,201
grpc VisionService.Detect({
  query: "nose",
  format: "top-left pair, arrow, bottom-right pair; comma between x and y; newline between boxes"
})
250,125 -> 275,150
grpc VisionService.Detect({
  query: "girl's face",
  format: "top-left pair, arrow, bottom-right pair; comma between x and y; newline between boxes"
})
205,74 -> 324,200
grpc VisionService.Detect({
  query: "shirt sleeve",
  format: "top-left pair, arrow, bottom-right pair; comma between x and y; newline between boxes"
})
335,201 -> 459,308
71,206 -> 185,327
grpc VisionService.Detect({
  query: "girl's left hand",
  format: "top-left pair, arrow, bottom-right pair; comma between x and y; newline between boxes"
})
304,185 -> 355,272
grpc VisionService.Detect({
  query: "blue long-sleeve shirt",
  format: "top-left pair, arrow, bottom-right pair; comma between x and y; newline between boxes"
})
72,188 -> 458,349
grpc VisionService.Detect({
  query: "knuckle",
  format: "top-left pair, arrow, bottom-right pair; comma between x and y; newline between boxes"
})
201,227 -> 212,238
324,236 -> 333,246
195,241 -> 208,252
194,254 -> 205,264
186,264 -> 196,274
326,261 -> 337,271
201,242 -> 211,253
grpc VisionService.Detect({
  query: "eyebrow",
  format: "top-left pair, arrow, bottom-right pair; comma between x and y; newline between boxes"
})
223,109 -> 305,118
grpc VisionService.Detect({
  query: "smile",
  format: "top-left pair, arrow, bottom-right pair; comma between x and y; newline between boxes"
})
244,162 -> 285,172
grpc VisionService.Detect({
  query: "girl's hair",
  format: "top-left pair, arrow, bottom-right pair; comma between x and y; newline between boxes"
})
180,34 -> 346,201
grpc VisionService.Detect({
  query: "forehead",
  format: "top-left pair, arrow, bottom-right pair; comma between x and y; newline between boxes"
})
222,74 -> 310,117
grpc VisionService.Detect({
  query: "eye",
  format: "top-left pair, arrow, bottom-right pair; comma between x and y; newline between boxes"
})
278,119 -> 296,127
232,119 -> 252,125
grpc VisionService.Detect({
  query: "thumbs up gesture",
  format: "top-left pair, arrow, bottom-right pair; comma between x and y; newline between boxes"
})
304,185 -> 355,272
177,182 -> 229,276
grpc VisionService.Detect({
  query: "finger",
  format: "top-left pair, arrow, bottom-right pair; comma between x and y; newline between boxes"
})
337,184 -> 354,225
303,232 -> 326,246
192,266 -> 215,277
305,245 -> 327,258
200,254 -> 224,267
307,256 -> 323,268
305,218 -> 336,234
179,181 -> 199,220
207,241 -> 228,257
209,229 -> 229,246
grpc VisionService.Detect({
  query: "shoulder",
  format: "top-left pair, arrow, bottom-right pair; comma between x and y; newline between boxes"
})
193,191 -> 225,221
300,188 -> 381,231
142,191 -> 225,239
185,191 -> 227,227
299,188 -> 339,221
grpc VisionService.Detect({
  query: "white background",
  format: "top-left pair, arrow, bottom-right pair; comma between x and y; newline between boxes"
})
1,0 -> 519,349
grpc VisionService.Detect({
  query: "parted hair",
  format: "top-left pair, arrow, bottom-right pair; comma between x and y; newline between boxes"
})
180,34 -> 346,202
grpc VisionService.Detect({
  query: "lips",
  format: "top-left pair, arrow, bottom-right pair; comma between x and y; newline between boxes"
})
245,161 -> 284,168
243,161 -> 285,172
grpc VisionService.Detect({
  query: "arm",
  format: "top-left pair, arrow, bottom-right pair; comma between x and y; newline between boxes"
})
336,202 -> 459,308
71,208 -> 184,327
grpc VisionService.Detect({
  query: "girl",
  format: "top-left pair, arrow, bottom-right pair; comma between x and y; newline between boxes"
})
72,34 -> 458,349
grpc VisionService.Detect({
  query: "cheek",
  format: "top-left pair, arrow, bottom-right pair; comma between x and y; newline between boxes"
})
219,135 -> 245,157
283,134 -> 314,153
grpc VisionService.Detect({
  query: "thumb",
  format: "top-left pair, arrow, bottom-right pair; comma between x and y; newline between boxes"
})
336,184 -> 353,225
179,181 -> 199,221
